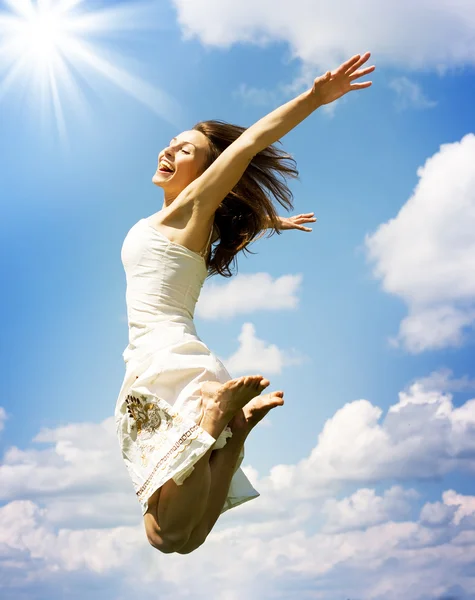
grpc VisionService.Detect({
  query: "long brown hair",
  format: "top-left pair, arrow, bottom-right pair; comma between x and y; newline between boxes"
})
193,120 -> 299,278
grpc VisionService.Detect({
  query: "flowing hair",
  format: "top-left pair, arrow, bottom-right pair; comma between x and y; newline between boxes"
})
192,120 -> 299,278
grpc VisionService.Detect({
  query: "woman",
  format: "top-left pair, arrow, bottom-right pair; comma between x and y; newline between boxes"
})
115,52 -> 375,555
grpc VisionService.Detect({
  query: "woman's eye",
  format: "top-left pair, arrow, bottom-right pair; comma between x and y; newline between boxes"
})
181,149 -> 190,155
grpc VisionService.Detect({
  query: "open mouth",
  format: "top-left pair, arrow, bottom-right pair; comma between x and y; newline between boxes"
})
158,160 -> 174,173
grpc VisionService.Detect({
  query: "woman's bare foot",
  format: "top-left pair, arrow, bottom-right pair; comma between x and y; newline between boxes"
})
199,376 -> 270,439
229,390 -> 284,435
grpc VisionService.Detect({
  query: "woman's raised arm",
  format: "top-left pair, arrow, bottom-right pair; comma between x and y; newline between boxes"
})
178,53 -> 375,219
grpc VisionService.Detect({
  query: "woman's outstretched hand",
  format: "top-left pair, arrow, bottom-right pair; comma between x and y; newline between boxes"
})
312,52 -> 375,106
278,213 -> 317,232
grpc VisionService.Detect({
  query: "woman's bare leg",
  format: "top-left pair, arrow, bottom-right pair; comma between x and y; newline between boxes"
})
177,390 -> 284,554
144,375 -> 270,553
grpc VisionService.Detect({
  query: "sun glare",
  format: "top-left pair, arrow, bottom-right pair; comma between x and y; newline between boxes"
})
0,0 -> 177,138
26,8 -> 67,63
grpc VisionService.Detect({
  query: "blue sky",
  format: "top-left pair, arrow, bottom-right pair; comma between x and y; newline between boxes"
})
1,1 -> 475,599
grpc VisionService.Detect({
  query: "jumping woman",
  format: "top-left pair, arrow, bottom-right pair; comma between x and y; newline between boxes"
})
115,52 -> 375,555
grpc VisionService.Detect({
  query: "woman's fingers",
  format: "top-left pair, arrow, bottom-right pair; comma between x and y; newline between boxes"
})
317,53 -> 373,90
295,214 -> 317,222
349,81 -> 373,90
311,53 -> 374,104
337,54 -> 362,75
349,65 -> 376,81
345,51 -> 371,76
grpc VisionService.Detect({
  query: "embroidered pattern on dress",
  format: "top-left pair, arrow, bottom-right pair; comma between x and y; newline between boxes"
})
136,424 -> 200,500
125,393 -> 173,441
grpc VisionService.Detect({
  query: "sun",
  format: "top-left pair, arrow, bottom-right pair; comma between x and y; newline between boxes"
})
0,0 -> 177,137
1,2 -> 68,55
22,3 -> 69,64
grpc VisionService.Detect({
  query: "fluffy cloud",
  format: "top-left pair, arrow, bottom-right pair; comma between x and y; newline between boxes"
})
1,490 -> 475,600
172,0 -> 475,72
220,322 -> 308,375
247,379 -> 475,514
197,272 -> 303,320
0,499 -> 144,575
2,372 -> 475,522
419,499 -> 458,528
0,417 -> 142,527
2,371 -> 475,598
415,368 -> 475,393
444,489 -> 475,525
321,486 -> 418,533
365,133 -> 475,352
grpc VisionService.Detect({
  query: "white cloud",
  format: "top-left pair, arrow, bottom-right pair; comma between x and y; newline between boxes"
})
172,0 -> 475,72
444,489 -> 475,525
389,76 -> 437,110
419,500 -> 458,528
2,371 -> 475,525
1,489 -> 475,600
0,417 -> 142,527
2,371 -> 475,598
197,272 -> 303,320
0,499 -> 143,574
321,486 -> 418,533
247,371 -> 475,510
414,368 -> 475,393
221,322 -> 308,375
365,133 -> 475,352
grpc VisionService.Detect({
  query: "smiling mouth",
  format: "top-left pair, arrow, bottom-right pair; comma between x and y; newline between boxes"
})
158,160 -> 174,173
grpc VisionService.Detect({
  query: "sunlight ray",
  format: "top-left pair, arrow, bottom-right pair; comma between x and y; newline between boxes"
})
0,57 -> 31,101
0,0 -> 180,133
48,63 -> 67,142
69,1 -> 169,34
62,37 -> 182,125
48,52 -> 90,125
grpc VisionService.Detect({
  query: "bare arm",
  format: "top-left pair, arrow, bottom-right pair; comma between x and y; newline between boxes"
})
179,53 -> 374,218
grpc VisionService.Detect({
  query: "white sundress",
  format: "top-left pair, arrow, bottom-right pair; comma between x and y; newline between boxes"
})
115,216 -> 259,516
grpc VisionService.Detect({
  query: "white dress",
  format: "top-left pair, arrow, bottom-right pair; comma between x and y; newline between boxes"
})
115,217 -> 259,516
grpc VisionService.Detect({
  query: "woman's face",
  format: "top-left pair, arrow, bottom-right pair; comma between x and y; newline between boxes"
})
152,130 -> 210,197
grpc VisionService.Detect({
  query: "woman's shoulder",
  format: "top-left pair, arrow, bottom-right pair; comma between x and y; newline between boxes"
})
147,204 -> 215,256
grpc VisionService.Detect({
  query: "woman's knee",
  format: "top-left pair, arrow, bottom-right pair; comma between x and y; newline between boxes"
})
144,516 -> 191,554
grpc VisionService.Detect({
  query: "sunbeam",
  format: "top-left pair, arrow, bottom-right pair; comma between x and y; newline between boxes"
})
0,0 -> 180,137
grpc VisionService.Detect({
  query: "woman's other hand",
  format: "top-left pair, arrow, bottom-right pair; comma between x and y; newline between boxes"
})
278,212 -> 317,232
